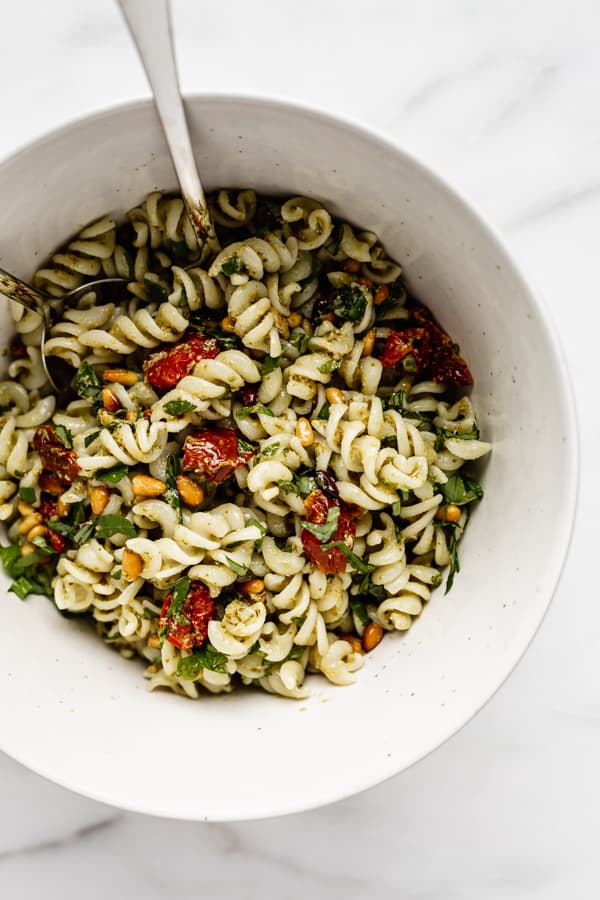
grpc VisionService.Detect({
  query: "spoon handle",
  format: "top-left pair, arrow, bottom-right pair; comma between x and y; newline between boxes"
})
0,267 -> 49,322
117,0 -> 219,250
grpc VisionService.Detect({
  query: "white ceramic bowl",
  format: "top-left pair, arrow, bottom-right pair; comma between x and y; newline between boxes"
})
0,96 -> 577,820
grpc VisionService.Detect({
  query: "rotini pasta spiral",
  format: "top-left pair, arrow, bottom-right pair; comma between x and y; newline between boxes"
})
0,188 -> 490,701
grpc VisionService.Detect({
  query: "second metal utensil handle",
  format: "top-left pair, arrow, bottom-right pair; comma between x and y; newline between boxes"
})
117,0 -> 218,247
0,267 -> 49,322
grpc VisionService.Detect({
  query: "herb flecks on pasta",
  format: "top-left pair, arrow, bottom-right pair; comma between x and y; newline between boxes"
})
0,188 -> 491,700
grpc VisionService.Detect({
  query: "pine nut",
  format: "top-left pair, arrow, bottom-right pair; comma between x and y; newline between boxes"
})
361,329 -> 375,357
221,315 -> 236,333
358,276 -> 373,288
131,474 -> 166,498
239,579 -> 265,595
176,475 -> 204,508
17,501 -> 35,517
273,311 -> 289,339
146,664 -> 159,674
18,513 -> 42,534
373,285 -> 389,305
435,504 -> 461,523
296,417 -> 313,447
147,635 -> 161,649
322,312 -> 335,323
325,387 -> 345,405
89,485 -> 110,516
287,312 -> 302,328
342,258 -> 361,273
20,543 -> 35,556
102,369 -> 139,386
122,548 -> 143,582
26,524 -> 48,542
339,634 -> 363,654
362,622 -> 384,652
125,409 -> 137,423
101,386 -> 121,413
56,498 -> 70,518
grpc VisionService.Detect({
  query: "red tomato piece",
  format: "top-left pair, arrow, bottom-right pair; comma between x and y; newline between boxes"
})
33,425 -> 80,485
380,311 -> 473,387
301,489 -> 360,575
9,335 -> 27,359
39,495 -> 58,522
47,528 -> 68,554
182,428 -> 254,483
380,327 -> 431,371
143,333 -> 220,390
159,581 -> 216,651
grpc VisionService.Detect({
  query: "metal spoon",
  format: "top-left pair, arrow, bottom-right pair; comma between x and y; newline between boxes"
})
0,0 -> 218,397
117,0 -> 219,252
0,268 -> 127,396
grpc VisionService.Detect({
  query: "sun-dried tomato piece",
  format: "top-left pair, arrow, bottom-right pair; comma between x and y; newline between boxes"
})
9,335 -> 27,359
237,384 -> 259,406
47,528 -> 68,553
301,489 -> 360,575
33,425 -> 79,485
380,327 -> 431,371
380,310 -> 473,387
39,495 -> 58,522
182,428 -> 254,483
143,333 -> 220,391
159,581 -> 216,651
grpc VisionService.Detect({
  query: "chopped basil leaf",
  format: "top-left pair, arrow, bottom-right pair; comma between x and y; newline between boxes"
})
221,255 -> 243,276
402,353 -> 418,373
332,284 -> 368,322
0,544 -> 21,574
75,361 -> 102,406
237,404 -> 274,419
31,535 -> 55,554
18,486 -> 36,504
237,436 -> 255,456
285,645 -> 306,661
326,223 -> 343,256
9,570 -> 53,599
317,402 -> 330,420
54,425 -> 73,449
291,616 -> 305,627
289,331 -> 309,355
163,400 -> 197,416
95,515 -> 137,540
391,500 -> 402,516
247,516 -> 267,537
225,556 -> 248,576
256,442 -> 280,459
303,506 -> 340,542
322,542 -> 375,573
261,355 -> 281,375
84,431 -> 100,447
440,474 -> 483,506
164,454 -> 182,521
318,357 -> 340,375
144,274 -> 168,302
72,521 -> 95,547
435,426 -> 480,451
349,593 -> 371,626
111,568 -> 122,581
96,463 -> 129,484
445,525 -> 460,593
166,576 -> 191,625
279,470 -> 317,496
177,644 -> 228,678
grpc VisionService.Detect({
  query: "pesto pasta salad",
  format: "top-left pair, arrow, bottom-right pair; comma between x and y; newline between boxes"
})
0,189 -> 491,699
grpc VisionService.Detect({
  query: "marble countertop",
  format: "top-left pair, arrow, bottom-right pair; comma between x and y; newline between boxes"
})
0,0 -> 597,896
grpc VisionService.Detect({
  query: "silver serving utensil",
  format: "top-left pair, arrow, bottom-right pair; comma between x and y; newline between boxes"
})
0,0 -> 219,398
117,0 -> 219,252
0,267 -> 127,396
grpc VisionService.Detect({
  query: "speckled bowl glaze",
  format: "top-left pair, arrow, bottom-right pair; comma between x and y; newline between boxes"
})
0,96 -> 577,820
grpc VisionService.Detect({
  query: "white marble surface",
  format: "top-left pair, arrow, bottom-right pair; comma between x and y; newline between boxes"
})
0,0 -> 597,895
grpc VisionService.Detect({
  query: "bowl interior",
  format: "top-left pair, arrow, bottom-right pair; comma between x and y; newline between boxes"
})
0,96 -> 577,820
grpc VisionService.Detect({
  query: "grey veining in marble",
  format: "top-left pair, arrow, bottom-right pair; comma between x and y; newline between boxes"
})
0,0 -> 598,897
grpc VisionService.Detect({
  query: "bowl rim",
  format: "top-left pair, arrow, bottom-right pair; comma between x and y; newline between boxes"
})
0,92 -> 579,820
